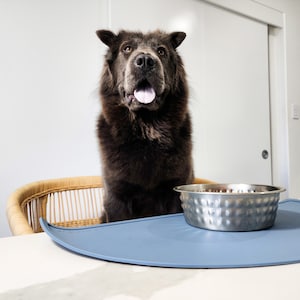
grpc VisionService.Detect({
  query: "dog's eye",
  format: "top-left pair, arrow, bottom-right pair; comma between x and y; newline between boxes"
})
123,45 -> 132,53
157,47 -> 166,56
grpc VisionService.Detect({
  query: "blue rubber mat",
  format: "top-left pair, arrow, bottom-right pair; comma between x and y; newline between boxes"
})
40,199 -> 300,268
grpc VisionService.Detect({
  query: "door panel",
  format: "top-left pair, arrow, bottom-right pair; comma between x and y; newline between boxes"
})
109,0 -> 272,184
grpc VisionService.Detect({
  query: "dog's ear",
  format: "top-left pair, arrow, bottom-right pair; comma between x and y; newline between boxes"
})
96,30 -> 117,48
169,32 -> 186,49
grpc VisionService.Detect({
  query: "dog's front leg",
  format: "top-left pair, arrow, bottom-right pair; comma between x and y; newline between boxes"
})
101,194 -> 133,223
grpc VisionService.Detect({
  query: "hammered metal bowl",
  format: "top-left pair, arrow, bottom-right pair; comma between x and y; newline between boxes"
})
174,183 -> 285,231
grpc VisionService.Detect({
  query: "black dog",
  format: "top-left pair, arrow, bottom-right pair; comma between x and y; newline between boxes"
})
96,29 -> 193,222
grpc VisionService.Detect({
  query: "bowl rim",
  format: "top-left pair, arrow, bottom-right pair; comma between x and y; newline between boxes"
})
174,183 -> 286,195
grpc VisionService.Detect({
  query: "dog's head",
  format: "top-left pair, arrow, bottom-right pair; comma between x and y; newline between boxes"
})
97,30 -> 186,112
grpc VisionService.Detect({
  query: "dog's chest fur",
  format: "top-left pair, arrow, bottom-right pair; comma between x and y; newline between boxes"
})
98,110 -> 189,189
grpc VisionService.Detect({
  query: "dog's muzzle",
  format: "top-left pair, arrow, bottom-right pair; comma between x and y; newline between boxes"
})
132,54 -> 157,104
123,51 -> 165,108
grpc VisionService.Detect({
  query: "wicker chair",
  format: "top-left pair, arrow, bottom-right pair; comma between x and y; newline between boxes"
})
6,176 -> 214,235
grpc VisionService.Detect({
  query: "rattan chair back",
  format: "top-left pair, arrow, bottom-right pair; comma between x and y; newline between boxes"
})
6,176 -> 213,235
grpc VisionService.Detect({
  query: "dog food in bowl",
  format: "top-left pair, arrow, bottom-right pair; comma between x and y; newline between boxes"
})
174,183 -> 285,231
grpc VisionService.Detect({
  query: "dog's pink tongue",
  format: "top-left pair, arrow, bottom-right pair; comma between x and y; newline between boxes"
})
134,87 -> 156,104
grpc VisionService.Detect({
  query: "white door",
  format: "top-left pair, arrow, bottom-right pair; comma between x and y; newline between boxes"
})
109,0 -> 272,184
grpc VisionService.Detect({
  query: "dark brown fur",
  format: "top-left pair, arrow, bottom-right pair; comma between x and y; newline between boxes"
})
96,29 -> 193,222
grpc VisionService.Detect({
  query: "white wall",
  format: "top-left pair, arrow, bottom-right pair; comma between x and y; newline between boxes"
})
256,0 -> 300,199
0,0 -> 108,237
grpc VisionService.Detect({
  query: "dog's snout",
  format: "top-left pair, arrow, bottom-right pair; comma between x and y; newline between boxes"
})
134,54 -> 155,70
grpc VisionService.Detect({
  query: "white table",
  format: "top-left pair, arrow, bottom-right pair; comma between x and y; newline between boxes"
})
1,232 -> 300,299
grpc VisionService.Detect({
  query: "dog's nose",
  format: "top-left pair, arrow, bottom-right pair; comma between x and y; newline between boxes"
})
134,54 -> 155,70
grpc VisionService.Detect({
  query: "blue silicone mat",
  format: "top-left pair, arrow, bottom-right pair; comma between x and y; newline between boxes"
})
40,199 -> 300,268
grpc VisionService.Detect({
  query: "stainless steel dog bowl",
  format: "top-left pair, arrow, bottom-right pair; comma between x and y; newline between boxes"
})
174,183 -> 285,231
